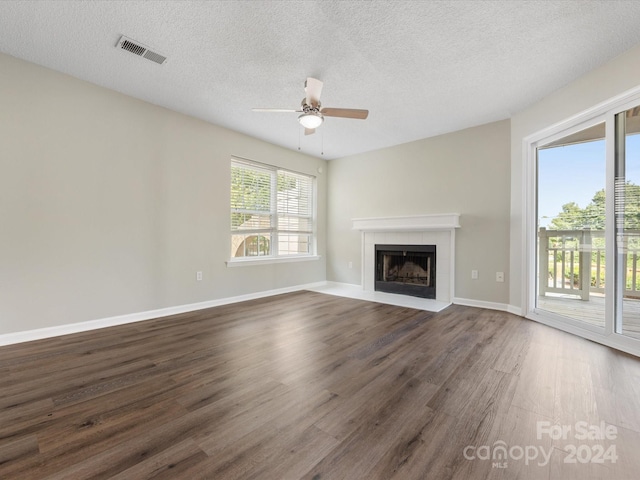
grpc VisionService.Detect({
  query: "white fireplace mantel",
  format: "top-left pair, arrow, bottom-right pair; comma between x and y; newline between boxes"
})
352,214 -> 460,305
352,214 -> 460,232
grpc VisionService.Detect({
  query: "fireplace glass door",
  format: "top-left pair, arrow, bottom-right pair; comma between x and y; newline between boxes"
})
375,245 -> 436,299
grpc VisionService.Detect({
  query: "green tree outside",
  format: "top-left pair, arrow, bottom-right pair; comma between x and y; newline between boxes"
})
550,183 -> 640,230
546,182 -> 640,290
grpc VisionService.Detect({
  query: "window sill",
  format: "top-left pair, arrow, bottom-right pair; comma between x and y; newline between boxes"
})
226,255 -> 321,267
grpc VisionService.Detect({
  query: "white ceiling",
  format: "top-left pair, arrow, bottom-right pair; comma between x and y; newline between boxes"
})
1,1 -> 640,160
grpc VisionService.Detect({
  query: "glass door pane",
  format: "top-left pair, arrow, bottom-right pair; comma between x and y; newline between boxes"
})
537,122 -> 607,329
616,108 -> 640,340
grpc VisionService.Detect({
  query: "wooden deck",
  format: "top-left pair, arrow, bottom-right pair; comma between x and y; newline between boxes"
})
538,294 -> 640,338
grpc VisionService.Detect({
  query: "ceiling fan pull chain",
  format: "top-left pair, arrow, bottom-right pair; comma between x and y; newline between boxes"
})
321,129 -> 324,156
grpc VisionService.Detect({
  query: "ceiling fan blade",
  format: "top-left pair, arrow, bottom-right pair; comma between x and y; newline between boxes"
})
321,108 -> 369,119
305,77 -> 323,107
304,128 -> 316,136
252,108 -> 300,113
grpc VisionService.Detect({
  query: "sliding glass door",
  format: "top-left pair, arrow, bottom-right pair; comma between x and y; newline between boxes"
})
531,101 -> 640,352
617,108 -> 640,340
536,122 -> 608,330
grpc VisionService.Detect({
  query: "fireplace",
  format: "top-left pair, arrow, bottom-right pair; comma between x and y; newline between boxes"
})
354,214 -> 459,304
375,244 -> 436,299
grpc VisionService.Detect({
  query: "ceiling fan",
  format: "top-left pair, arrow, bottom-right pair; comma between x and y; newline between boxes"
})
252,77 -> 369,135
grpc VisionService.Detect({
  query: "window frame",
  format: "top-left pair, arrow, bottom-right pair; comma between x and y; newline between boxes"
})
227,157 -> 319,266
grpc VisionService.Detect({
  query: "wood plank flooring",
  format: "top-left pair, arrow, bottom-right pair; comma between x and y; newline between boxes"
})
2,291 -> 640,479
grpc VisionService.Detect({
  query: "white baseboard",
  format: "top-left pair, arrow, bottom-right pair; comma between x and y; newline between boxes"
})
1,284 -> 526,347
0,281 -> 327,347
507,305 -> 523,316
453,297 -> 522,315
324,281 -> 362,289
327,286 -> 525,317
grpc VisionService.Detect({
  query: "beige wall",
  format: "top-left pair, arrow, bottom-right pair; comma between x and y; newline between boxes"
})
326,120 -> 511,305
7,36 -> 639,336
509,43 -> 640,309
0,53 -> 327,335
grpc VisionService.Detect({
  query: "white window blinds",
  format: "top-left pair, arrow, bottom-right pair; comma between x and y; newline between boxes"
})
230,159 -> 315,258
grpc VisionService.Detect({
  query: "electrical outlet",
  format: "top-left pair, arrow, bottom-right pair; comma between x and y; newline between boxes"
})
196,271 -> 203,281
348,261 -> 353,269
496,272 -> 504,283
471,270 -> 478,280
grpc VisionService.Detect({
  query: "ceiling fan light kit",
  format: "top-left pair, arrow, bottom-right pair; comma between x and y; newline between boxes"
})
253,77 -> 369,135
298,111 -> 323,129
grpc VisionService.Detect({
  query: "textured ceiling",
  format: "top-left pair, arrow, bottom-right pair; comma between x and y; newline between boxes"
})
1,1 -> 640,160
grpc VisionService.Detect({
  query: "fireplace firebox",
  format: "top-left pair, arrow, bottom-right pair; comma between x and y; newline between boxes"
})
375,244 -> 436,299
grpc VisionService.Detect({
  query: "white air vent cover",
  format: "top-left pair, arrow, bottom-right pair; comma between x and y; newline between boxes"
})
116,35 -> 167,65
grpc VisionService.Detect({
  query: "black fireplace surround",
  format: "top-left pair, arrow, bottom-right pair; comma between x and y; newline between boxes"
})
375,244 -> 436,299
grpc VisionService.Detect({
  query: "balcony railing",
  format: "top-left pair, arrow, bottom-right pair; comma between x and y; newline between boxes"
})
538,228 -> 640,300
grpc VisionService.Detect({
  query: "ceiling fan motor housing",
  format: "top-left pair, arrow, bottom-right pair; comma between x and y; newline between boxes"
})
301,98 -> 321,112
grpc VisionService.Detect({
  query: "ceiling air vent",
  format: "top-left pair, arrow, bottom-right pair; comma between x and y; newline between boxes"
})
116,35 -> 167,65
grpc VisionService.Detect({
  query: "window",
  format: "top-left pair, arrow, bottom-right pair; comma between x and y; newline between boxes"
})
230,158 -> 315,261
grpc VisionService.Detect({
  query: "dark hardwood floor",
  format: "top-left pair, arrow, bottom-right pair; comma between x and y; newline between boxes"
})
1,291 -> 640,479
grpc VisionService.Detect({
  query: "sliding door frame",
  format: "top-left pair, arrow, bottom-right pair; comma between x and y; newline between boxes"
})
522,86 -> 640,357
